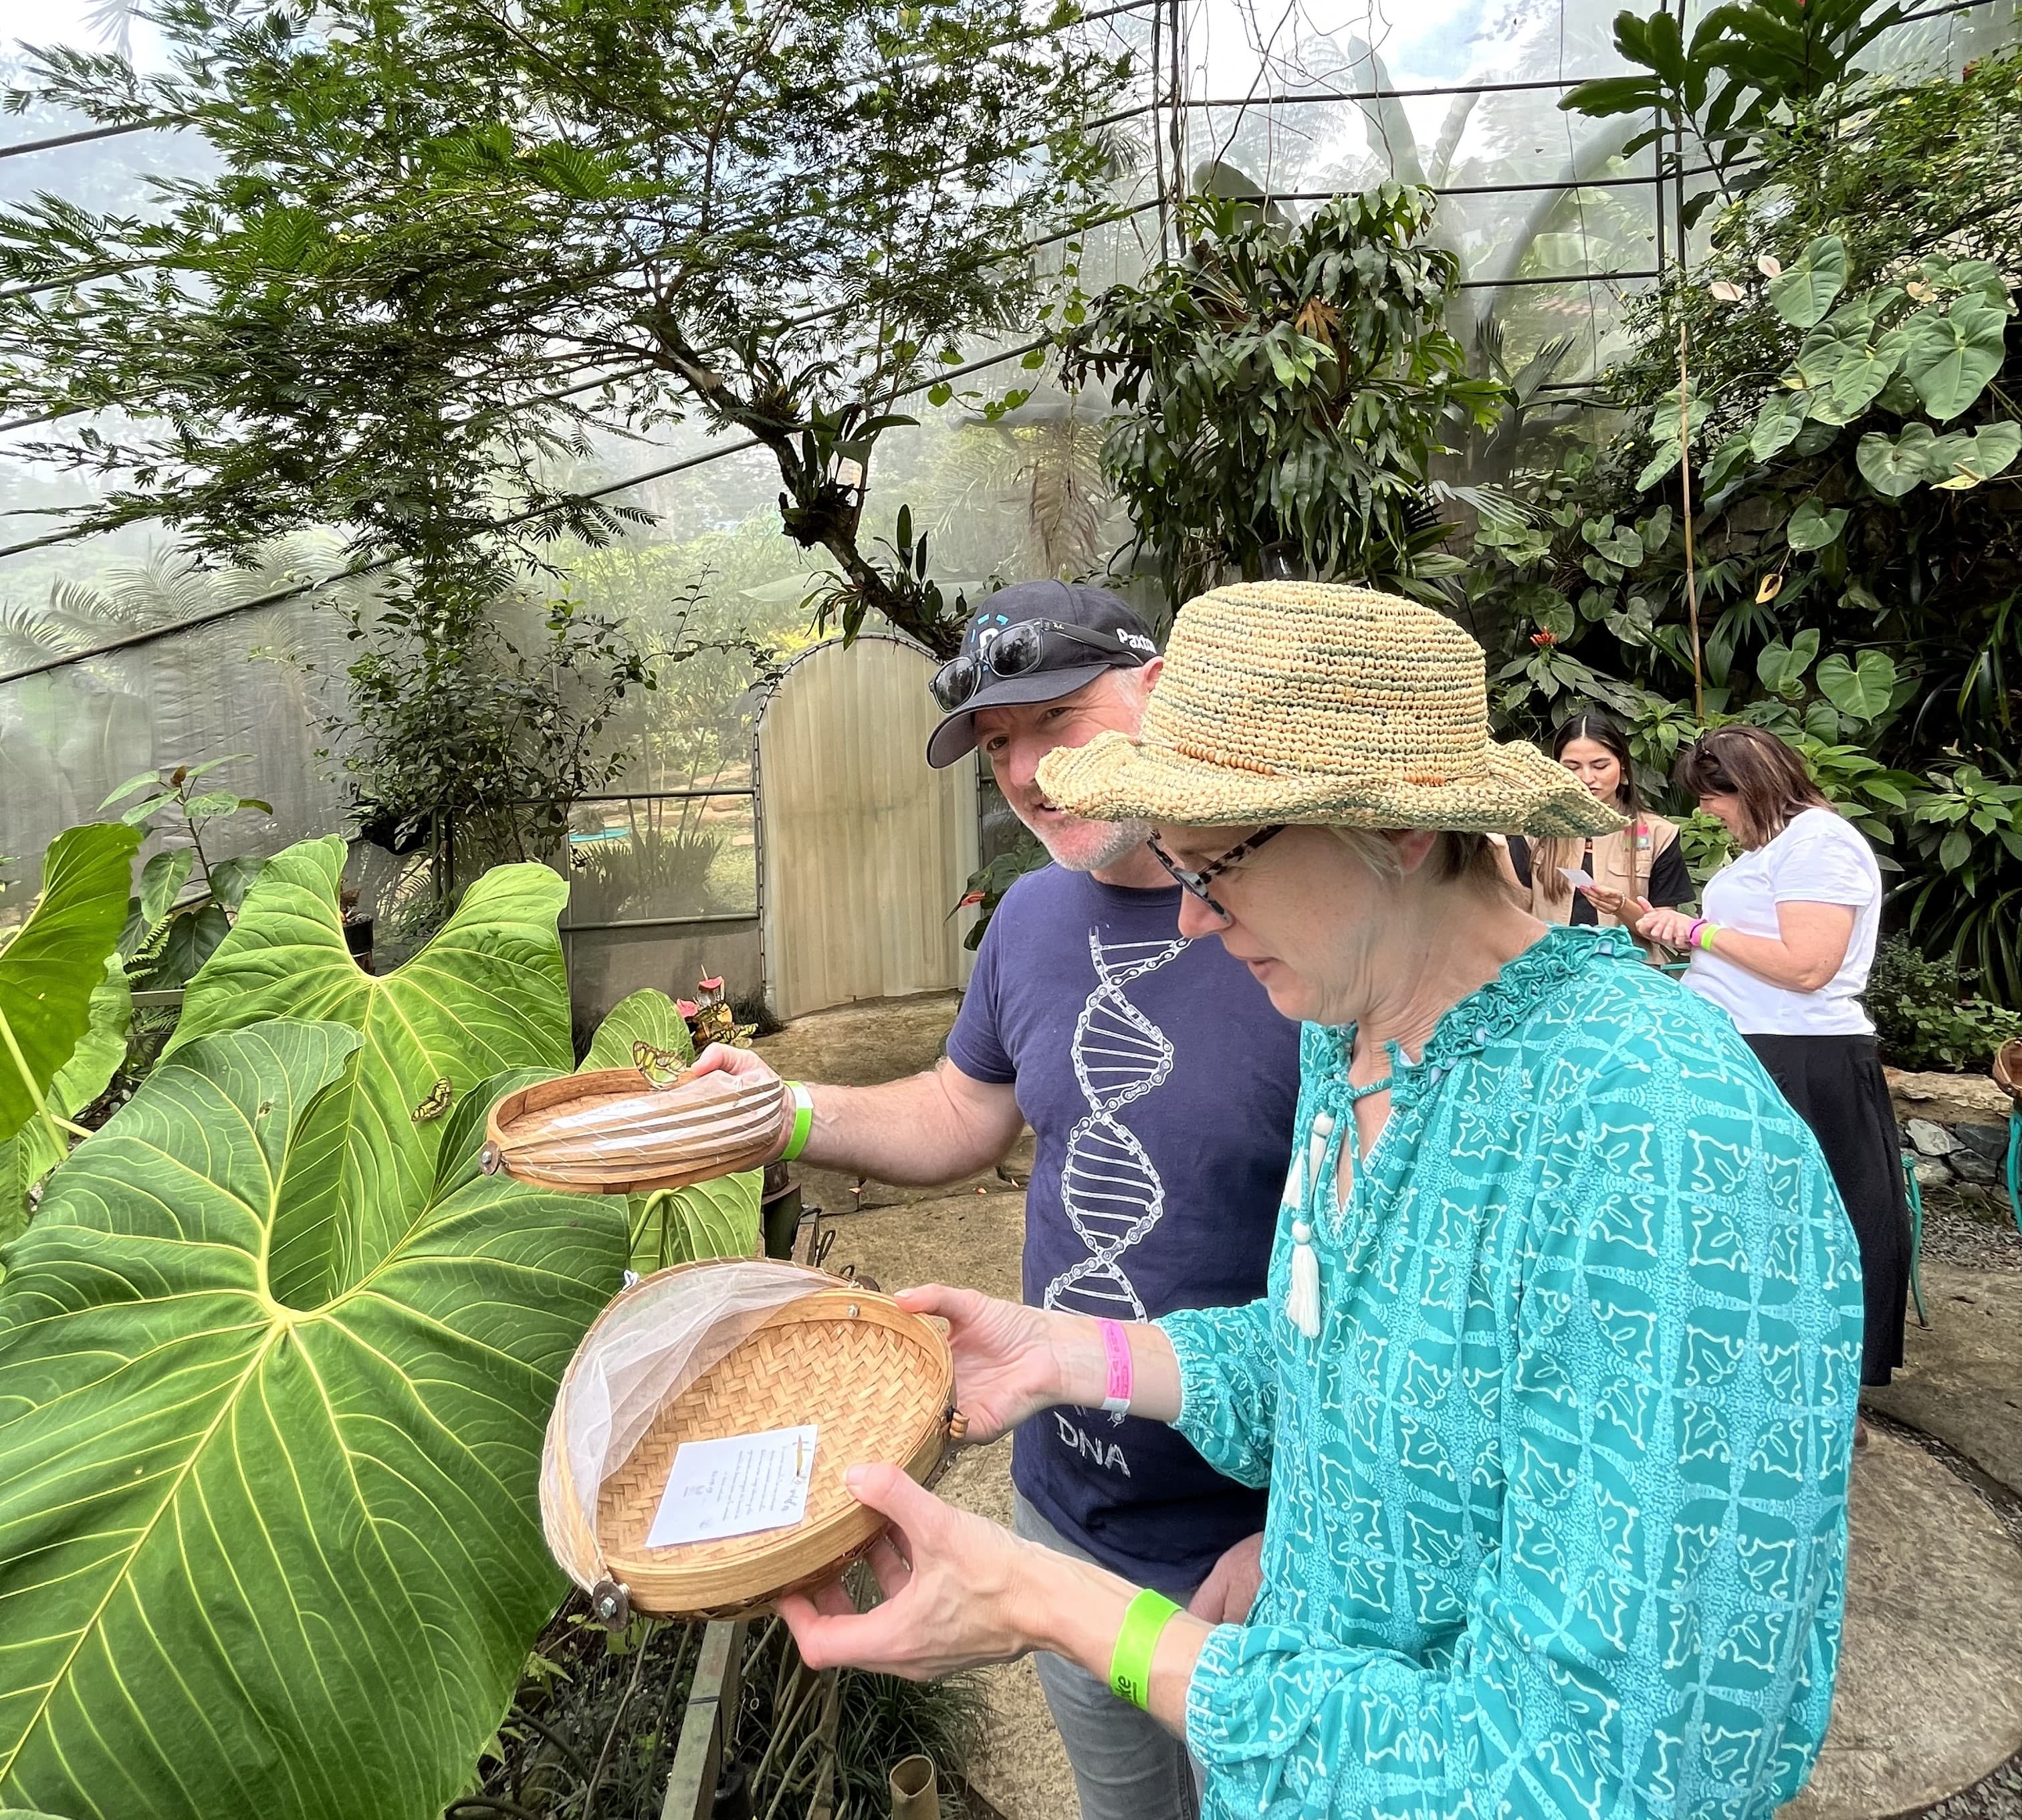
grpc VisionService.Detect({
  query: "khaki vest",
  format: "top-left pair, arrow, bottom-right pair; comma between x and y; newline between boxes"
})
1497,815 -> 1682,961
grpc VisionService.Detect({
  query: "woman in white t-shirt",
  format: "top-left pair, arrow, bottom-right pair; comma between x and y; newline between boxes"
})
1637,726 -> 1909,1421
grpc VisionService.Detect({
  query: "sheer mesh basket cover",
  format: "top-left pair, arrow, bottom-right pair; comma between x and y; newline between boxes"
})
484,1066 -> 782,1193
540,1259 -> 956,1617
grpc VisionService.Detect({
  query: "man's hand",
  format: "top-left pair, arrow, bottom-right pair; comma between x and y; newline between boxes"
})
680,1052 -> 1025,1187
685,1042 -> 784,1091
685,1042 -> 792,1155
1187,1531 -> 1264,1625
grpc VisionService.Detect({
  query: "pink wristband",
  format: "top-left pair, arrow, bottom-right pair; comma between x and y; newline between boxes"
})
1098,1319 -> 1133,1415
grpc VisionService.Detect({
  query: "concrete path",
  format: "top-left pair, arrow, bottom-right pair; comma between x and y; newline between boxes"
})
1868,1264 -> 2022,1498
1785,1428 -> 2022,1820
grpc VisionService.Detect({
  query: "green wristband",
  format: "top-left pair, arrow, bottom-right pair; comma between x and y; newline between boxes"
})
1109,1588 -> 1181,1710
780,1082 -> 815,1163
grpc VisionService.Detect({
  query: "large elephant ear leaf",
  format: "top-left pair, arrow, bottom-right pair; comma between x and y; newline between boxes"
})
0,1022 -> 627,1820
166,836 -> 572,1302
583,987 -> 695,1073
0,823 -> 141,1148
631,1171 -> 764,1272
0,957 -> 132,1248
583,994 -> 760,1268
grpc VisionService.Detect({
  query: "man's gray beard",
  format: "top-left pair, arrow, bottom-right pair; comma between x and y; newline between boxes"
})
1038,814 -> 1154,874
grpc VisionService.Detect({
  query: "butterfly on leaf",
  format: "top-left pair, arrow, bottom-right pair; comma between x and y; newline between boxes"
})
633,1040 -> 690,1086
411,1077 -> 455,1122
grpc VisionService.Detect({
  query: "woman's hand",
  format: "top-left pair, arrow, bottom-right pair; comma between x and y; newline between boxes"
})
782,1465 -> 1211,1734
778,1464 -> 1041,1678
894,1284 -> 1075,1444
1636,905 -> 1698,949
1579,885 -> 1642,921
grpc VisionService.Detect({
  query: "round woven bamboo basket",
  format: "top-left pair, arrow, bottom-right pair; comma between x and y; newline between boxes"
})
482,1066 -> 782,1194
543,1263 -> 960,1621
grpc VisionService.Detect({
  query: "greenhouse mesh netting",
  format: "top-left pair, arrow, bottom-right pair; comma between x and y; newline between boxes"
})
1,0 -> 2011,949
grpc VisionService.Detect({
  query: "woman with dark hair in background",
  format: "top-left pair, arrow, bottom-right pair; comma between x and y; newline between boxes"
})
1498,711 -> 1692,951
1638,724 -> 1910,1424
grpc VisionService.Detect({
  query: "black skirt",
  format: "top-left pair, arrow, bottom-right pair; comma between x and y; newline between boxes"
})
1745,1032 -> 1910,1387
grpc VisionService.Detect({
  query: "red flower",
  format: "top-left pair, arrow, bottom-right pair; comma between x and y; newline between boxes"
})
1531,629 -> 1559,647
677,999 -> 699,1018
697,974 -> 723,993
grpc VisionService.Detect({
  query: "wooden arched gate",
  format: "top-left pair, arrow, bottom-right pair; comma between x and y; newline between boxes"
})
756,636 -> 979,1019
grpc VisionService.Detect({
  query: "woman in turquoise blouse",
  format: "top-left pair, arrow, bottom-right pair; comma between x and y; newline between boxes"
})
780,584 -> 1865,1820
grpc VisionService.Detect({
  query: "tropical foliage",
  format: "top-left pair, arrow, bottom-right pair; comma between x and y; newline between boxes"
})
1867,935 -> 2022,1072
0,828 -> 760,1817
0,1020 -> 627,1820
0,824 -> 137,1151
1062,186 -> 1510,610
1478,22 -> 2022,999
0,824 -> 139,1238
103,756 -> 271,992
0,0 -> 1122,660
1561,0 -> 1911,229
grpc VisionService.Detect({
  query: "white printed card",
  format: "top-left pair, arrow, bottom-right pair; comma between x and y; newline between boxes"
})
647,1425 -> 818,1549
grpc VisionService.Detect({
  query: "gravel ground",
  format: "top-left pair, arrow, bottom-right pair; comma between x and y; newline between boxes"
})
1920,1185 -> 2022,1274
1922,1755 -> 2022,1820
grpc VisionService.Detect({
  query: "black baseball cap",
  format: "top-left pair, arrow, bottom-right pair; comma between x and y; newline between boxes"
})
925,580 -> 1157,769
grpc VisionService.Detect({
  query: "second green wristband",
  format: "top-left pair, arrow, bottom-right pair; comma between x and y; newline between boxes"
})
1109,1588 -> 1181,1711
780,1081 -> 815,1162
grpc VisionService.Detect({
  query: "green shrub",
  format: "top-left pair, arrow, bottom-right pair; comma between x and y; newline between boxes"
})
1867,935 -> 2022,1072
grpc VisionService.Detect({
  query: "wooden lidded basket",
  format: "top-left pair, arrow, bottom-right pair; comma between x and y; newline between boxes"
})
483,1066 -> 782,1194
1996,1039 -> 2022,1109
542,1260 -> 962,1623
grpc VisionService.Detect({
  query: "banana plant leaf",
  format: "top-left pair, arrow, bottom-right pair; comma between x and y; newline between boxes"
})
0,1020 -> 627,1820
164,836 -> 571,1305
0,824 -> 141,1147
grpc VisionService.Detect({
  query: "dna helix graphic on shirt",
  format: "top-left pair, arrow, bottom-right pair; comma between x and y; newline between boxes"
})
1044,931 -> 1189,1333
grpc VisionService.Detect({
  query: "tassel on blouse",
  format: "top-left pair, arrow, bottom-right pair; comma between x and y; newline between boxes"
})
1284,1111 -> 1333,1339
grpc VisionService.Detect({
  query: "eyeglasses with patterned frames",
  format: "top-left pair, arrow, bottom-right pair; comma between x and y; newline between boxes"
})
1145,825 -> 1286,921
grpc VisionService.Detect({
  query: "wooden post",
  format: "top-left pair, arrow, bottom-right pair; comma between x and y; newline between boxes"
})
661,1619 -> 748,1820
806,1669 -> 843,1820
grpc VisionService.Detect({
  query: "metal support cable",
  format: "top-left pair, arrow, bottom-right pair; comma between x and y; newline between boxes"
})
1458,265 -> 1658,290
1262,166 -> 1708,202
0,332 -> 1048,685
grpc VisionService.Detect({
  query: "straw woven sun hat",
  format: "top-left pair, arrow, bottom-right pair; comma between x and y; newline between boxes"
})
1035,582 -> 1623,837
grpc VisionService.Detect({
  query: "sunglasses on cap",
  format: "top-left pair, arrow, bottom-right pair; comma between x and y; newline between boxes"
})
930,619 -> 1149,714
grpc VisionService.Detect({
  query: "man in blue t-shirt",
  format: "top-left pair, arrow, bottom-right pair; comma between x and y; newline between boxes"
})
693,580 -> 1299,1820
